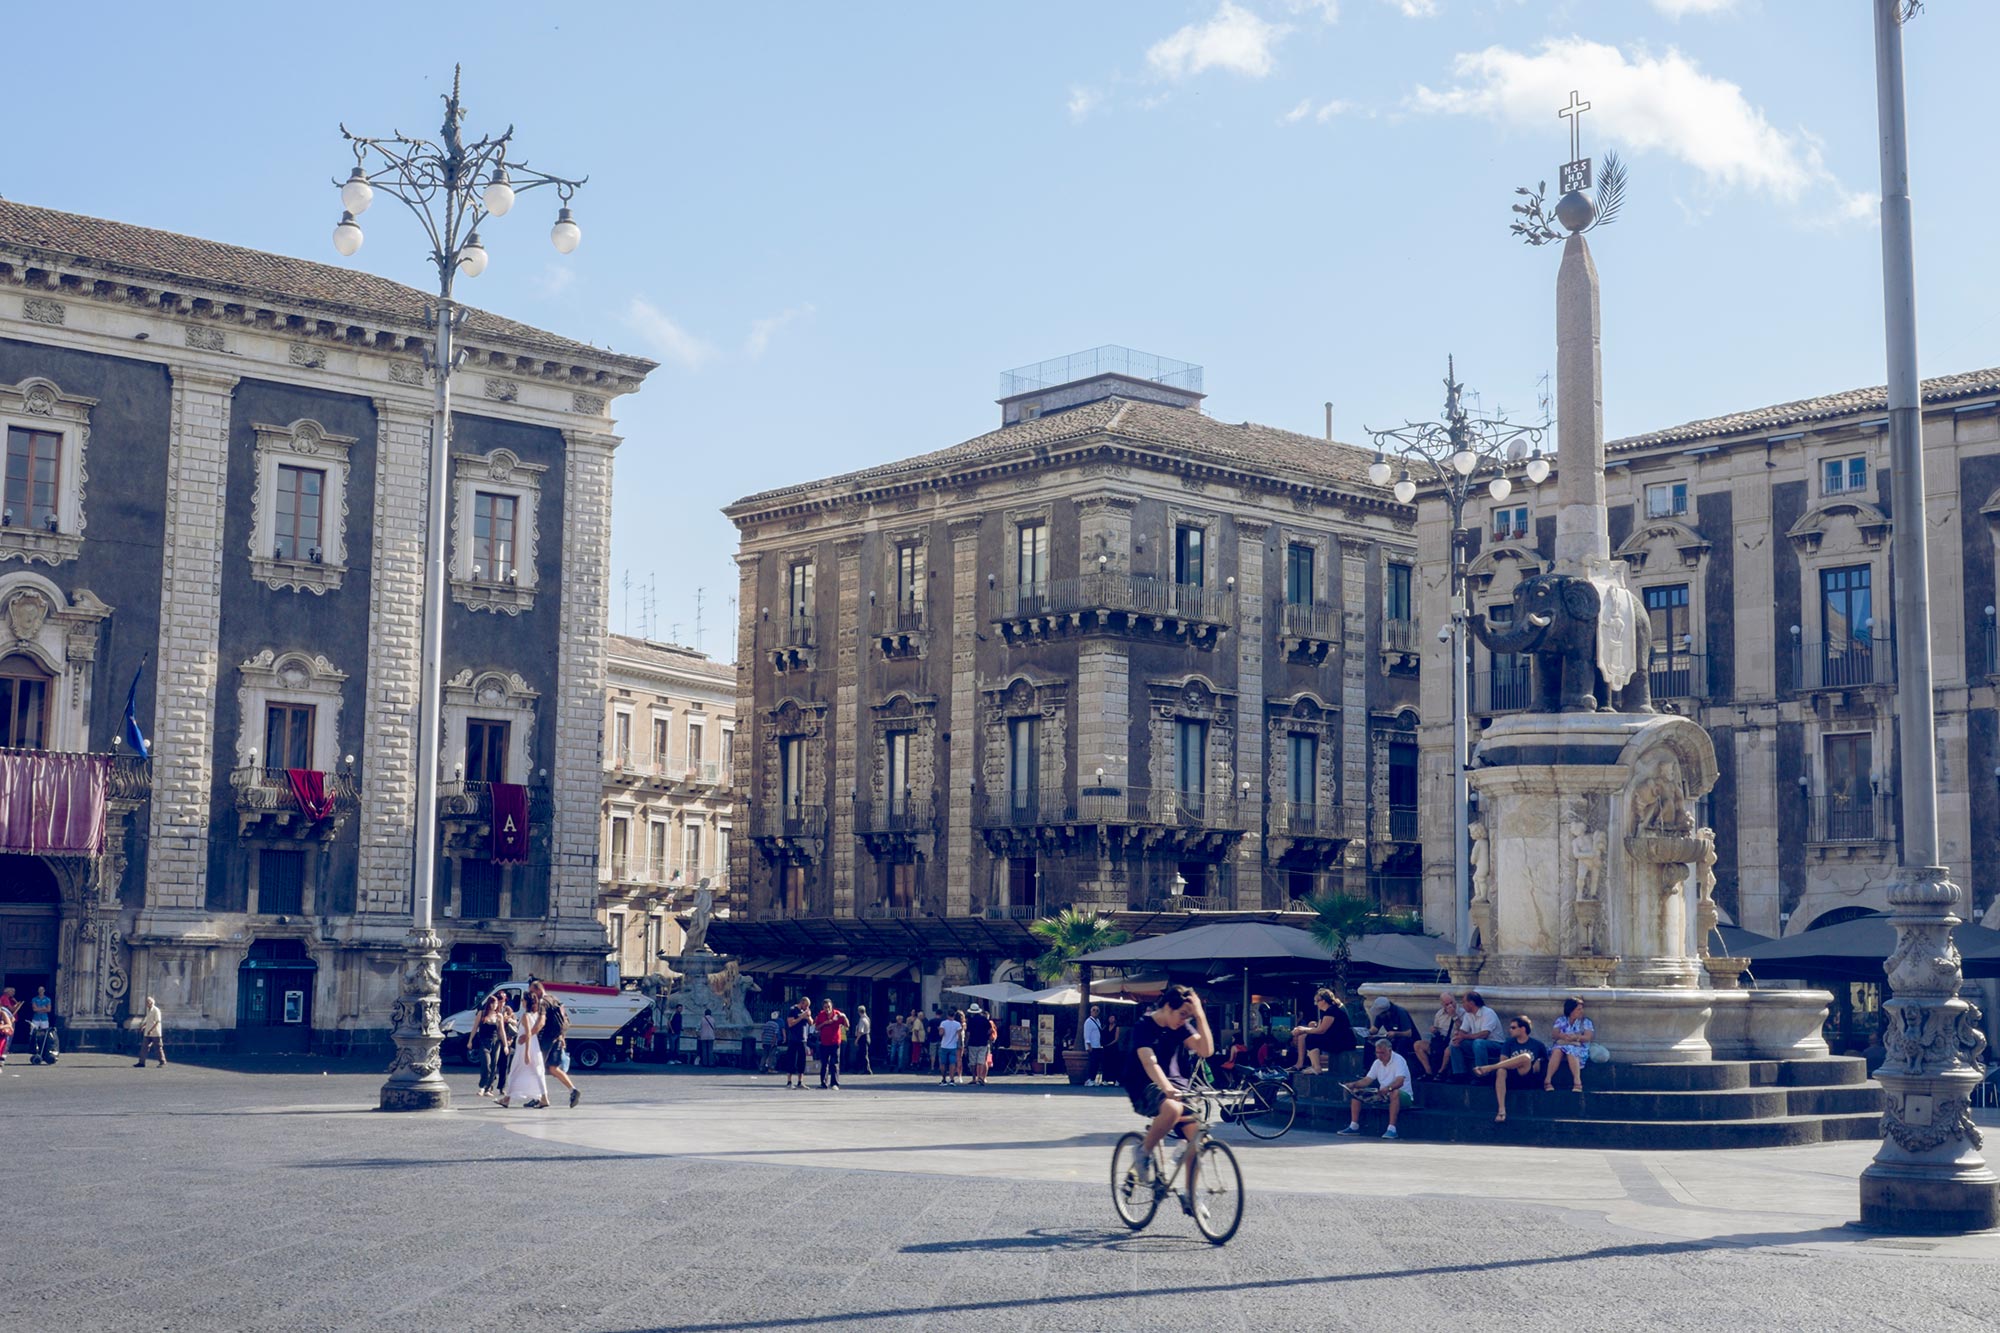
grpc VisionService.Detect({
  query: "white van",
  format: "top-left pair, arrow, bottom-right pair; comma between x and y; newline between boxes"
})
441,981 -> 652,1070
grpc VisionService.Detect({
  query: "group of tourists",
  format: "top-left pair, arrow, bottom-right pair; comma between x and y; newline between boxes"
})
0,985 -> 57,1067
464,982 -> 583,1110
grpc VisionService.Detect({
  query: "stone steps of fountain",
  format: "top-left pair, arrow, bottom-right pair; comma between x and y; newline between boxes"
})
1293,1059 -> 1884,1150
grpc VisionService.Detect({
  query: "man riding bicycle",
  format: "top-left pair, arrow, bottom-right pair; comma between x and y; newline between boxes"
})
1118,984 -> 1215,1200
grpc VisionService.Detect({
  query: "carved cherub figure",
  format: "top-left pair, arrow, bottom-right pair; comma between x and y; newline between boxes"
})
1468,821 -> 1492,902
1570,819 -> 1604,902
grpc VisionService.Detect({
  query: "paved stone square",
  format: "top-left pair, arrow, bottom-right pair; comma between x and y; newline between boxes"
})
8,1054 -> 1997,1331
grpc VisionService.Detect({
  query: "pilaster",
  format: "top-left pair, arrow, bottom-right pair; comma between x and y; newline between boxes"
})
832,537 -> 861,916
1338,536 -> 1373,900
947,518 -> 981,916
731,553 -> 760,914
144,366 -> 237,913
553,428 -> 620,924
1233,518 -> 1268,907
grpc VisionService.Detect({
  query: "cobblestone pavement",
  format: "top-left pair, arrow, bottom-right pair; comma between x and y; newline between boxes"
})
7,1054 -> 1996,1332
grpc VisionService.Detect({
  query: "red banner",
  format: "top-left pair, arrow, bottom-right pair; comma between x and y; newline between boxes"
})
491,782 -> 530,864
0,751 -> 109,855
286,768 -> 336,821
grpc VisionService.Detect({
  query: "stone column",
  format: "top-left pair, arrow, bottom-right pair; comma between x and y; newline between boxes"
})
551,428 -> 620,959
141,366 -> 237,919
832,537 -> 861,917
1553,233 -> 1609,573
946,518 -> 981,916
731,553 -> 760,915
1232,519 -> 1268,908
356,399 -> 432,918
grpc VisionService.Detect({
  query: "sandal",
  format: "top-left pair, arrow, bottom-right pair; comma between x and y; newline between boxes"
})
1495,1112 -> 1507,1122
1542,1083 -> 1554,1092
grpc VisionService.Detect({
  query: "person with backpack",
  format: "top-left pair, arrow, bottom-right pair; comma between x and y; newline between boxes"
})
537,985 -> 582,1109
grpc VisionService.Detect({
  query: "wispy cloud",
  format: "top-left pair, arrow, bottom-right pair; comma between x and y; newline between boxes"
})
1411,37 -> 1848,205
1067,85 -> 1103,122
1147,2 -> 1289,81
1384,0 -> 1437,15
533,264 -> 576,299
1281,96 -> 1352,124
625,297 -> 715,370
1283,0 -> 1341,21
1652,0 -> 1737,16
745,304 -> 816,358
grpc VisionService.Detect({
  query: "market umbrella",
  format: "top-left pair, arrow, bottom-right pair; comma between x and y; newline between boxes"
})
1741,913 -> 2000,982
1709,923 -> 1773,957
1018,983 -> 1138,1007
944,981 -> 1035,1004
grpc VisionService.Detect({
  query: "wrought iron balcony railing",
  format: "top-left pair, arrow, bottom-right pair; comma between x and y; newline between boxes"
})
974,784 -> 1242,830
1649,651 -> 1709,701
1473,668 -> 1535,714
989,573 -> 1234,627
1381,619 -> 1419,654
1272,801 -> 1363,839
856,794 -> 934,835
1794,637 -> 1895,690
752,803 -> 827,839
1387,806 -> 1420,842
1808,793 -> 1894,844
437,780 -> 554,821
1276,600 -> 1341,643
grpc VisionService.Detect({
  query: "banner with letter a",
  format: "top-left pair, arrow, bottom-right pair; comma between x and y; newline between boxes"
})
491,782 -> 530,864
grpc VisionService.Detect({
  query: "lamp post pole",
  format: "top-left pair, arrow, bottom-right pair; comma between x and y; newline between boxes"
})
331,67 -> 587,1112
1368,361 -> 1547,952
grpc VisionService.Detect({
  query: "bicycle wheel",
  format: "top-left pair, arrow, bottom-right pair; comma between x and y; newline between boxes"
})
1110,1133 -> 1162,1230
1188,1139 -> 1245,1245
1238,1080 -> 1297,1139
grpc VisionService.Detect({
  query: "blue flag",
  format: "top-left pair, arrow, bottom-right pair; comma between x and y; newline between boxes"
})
123,658 -> 150,760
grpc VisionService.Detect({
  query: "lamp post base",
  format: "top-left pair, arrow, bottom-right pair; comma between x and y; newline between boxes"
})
378,926 -> 452,1113
1859,1163 -> 2000,1235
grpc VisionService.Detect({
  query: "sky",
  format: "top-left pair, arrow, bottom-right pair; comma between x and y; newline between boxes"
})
7,2 -> 1994,659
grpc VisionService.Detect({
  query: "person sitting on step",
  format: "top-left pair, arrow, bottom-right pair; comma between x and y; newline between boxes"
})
1473,1014 -> 1548,1123
1338,1039 -> 1414,1139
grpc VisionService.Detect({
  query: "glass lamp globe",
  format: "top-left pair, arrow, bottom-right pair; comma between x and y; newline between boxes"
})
483,172 -> 516,217
1393,473 -> 1417,505
1451,448 -> 1478,476
550,207 -> 581,254
340,168 -> 373,216
1367,455 -> 1393,487
332,212 -> 363,257
458,233 -> 489,277
1488,476 -> 1513,501
1525,454 -> 1551,485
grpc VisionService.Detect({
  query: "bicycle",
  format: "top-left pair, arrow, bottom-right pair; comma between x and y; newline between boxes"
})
1109,1085 -> 1245,1245
1186,1059 -> 1297,1139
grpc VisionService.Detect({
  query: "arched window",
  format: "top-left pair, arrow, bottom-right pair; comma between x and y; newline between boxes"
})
0,653 -> 50,750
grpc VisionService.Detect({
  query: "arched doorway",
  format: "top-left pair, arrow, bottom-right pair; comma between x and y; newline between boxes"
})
0,859 -> 60,1005
236,939 -> 317,1054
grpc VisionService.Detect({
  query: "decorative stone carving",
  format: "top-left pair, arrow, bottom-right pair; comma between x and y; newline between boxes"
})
571,391 -> 606,415
287,342 -> 327,369
683,884 -> 715,956
23,297 -> 64,325
247,419 -> 356,594
1468,821 -> 1495,950
388,361 -> 427,386
0,375 -> 96,566
449,447 -> 546,614
5,588 -> 50,642
483,377 -> 519,402
184,325 -> 225,351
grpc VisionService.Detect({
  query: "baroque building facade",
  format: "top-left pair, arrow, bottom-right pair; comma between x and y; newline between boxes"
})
0,200 -> 653,1050
598,632 -> 736,980
1416,366 -> 2000,943
722,350 -> 1422,1000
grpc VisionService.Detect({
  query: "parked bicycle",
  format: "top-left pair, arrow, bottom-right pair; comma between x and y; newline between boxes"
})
1109,1084 -> 1244,1244
1187,1060 -> 1297,1139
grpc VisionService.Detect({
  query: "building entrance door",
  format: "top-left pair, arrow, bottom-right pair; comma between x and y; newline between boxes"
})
0,858 -> 61,1004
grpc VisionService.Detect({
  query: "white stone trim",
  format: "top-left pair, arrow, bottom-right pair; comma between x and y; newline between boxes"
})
0,572 -> 112,750
235,649 -> 349,770
554,430 -> 619,921
450,447 -> 546,615
444,668 -> 539,783
246,418 -> 355,595
0,374 -> 95,566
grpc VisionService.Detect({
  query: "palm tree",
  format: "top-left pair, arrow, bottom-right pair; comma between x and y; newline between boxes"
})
1030,909 -> 1130,1072
1304,892 -> 1380,998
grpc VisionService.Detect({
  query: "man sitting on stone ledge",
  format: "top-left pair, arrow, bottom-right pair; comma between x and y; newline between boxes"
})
1446,991 -> 1502,1080
1338,1039 -> 1413,1139
1472,1015 -> 1548,1123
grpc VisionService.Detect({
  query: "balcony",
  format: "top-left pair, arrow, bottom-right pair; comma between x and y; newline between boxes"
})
856,794 -> 934,856
871,603 -> 927,659
1808,794 -> 1895,850
0,749 -> 150,855
1269,800 -> 1363,864
990,573 -> 1232,648
437,780 -> 554,855
230,765 -> 359,840
1387,806 -> 1420,843
1794,637 -> 1895,693
751,803 -> 827,863
1381,618 -> 1419,670
1276,600 -> 1340,663
1649,651 -> 1709,704
1473,668 -> 1535,715
1366,875 -> 1424,914
769,613 -> 817,672
861,899 -> 926,920
974,783 -> 1244,858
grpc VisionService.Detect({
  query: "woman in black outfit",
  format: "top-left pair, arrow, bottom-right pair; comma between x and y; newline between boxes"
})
1286,988 -> 1355,1074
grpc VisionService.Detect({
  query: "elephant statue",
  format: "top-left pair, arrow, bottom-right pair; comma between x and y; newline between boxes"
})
1469,573 -> 1653,714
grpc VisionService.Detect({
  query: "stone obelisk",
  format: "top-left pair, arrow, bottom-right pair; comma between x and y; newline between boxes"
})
1552,229 -> 1608,573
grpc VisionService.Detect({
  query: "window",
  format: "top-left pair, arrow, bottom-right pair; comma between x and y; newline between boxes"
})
1388,741 -> 1418,811
0,654 -> 50,750
886,730 -> 912,813
1645,584 -> 1695,697
1822,565 -> 1873,645
686,824 -> 704,878
264,702 -> 316,771
782,865 -> 809,915
1174,524 -> 1205,588
644,914 -> 663,966
258,849 -> 305,916
460,861 -> 500,918
610,816 -> 630,880
611,711 -> 632,768
716,825 -> 730,876
648,822 -> 668,883
721,729 -> 734,773
1008,716 -> 1039,814
1823,457 -> 1869,497
787,561 -> 815,620
1288,733 -> 1317,807
472,491 -> 517,579
895,543 -> 924,614
466,719 -> 509,785
1285,543 -> 1315,607
1823,733 -> 1874,839
1385,563 -> 1413,622
1492,506 -> 1529,540
1175,719 -> 1208,803
1645,481 -> 1689,518
781,737 -> 806,808
4,427 -> 60,530
272,465 -> 324,560
687,722 -> 705,768
653,717 -> 670,770
1015,522 -> 1048,595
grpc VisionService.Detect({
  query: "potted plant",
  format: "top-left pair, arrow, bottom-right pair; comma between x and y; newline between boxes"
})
1029,908 -> 1130,1083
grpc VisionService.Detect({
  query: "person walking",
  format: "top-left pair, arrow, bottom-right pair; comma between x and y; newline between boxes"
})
538,985 -> 582,1108
907,1010 -> 925,1074
851,1004 -> 873,1075
0,999 -> 12,1070
938,1009 -> 964,1085
928,1007 -> 946,1074
783,999 -> 813,1089
886,1013 -> 907,1072
498,986 -> 548,1109
964,1005 -> 994,1086
469,993 -> 508,1097
667,1003 -> 685,1065
759,1010 -> 782,1073
1083,1005 -> 1105,1086
814,999 -> 849,1089
133,995 -> 166,1068
697,1009 -> 717,1067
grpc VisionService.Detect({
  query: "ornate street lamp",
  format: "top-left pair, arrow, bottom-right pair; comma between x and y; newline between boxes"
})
1367,360 -> 1546,953
332,67 -> 587,1112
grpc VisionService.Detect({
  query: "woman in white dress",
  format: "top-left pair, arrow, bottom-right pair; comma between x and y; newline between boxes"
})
498,983 -> 548,1108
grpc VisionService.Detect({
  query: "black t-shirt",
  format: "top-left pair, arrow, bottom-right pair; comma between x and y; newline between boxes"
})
966,1014 -> 993,1045
785,1007 -> 810,1046
1503,1037 -> 1548,1070
1119,1013 -> 1194,1095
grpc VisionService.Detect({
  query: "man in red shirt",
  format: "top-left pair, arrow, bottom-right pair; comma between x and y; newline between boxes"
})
813,1001 -> 849,1089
